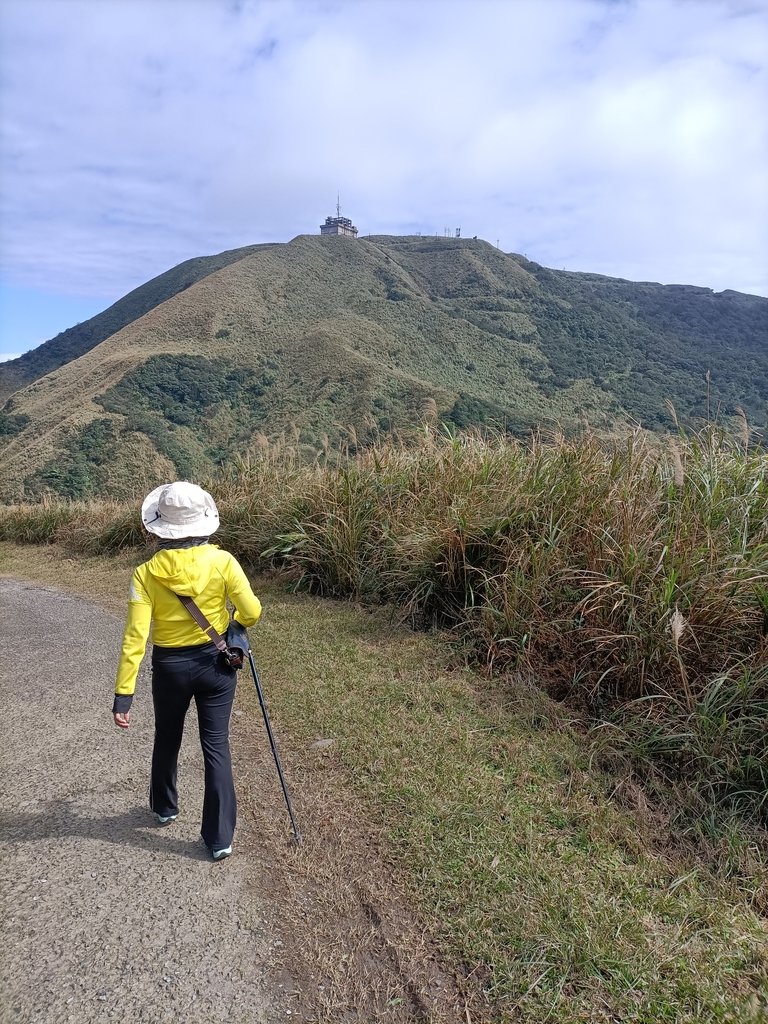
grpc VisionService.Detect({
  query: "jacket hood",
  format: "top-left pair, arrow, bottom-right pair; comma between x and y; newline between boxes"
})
145,545 -> 218,597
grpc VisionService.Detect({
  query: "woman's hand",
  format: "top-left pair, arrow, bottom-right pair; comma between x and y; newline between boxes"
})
113,711 -> 131,730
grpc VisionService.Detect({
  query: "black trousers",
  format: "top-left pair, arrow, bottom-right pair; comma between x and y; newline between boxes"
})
150,641 -> 237,851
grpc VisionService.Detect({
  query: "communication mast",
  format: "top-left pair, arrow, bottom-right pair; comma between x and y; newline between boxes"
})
320,193 -> 359,238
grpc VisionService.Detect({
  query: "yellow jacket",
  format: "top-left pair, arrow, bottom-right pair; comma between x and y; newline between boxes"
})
114,544 -> 262,703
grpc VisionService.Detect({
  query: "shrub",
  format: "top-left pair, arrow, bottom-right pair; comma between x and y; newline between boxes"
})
0,411 -> 30,438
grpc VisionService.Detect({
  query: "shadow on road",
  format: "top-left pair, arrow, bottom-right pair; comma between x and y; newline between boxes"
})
1,802 -> 211,861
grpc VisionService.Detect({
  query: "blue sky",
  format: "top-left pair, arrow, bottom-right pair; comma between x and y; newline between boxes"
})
1,0 -> 766,361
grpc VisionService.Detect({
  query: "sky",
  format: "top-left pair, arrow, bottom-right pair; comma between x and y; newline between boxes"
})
0,0 -> 767,360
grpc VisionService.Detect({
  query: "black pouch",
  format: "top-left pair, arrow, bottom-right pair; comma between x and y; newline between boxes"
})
222,621 -> 249,670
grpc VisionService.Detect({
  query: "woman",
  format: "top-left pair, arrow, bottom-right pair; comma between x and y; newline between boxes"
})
113,481 -> 262,861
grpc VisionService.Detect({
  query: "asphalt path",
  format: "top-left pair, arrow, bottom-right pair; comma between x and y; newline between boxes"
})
0,579 -> 274,1024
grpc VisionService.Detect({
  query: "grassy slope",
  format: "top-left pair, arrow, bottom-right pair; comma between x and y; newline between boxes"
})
2,540 -> 765,1024
1,234 -> 766,500
0,242 -> 276,403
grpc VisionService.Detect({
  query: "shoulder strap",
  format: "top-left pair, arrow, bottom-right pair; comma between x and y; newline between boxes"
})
176,594 -> 229,655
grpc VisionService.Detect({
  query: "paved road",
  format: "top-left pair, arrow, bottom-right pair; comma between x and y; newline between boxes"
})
0,579 -> 273,1024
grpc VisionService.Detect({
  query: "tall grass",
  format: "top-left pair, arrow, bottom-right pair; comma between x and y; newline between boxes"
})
0,498 -> 146,552
2,427 -> 766,820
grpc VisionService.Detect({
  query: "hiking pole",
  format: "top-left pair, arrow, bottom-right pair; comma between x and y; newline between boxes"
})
246,648 -> 302,845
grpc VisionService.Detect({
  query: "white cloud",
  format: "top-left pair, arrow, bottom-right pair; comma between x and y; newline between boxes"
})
0,0 -> 766,303
0,353 -> 23,362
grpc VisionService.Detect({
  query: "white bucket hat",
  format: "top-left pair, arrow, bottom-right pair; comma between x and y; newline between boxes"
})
141,481 -> 220,539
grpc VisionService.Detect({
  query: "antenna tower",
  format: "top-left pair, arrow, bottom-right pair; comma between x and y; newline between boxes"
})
336,192 -> 341,219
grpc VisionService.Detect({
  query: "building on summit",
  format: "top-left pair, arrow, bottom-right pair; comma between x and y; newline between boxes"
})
320,197 -> 358,238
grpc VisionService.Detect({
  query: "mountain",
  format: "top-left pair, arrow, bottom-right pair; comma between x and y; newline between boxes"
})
0,234 -> 766,501
0,242 -> 275,403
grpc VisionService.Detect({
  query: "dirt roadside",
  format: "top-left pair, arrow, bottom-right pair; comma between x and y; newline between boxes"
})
0,576 -> 468,1024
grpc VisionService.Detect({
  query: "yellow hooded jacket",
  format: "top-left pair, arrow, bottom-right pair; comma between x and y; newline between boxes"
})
114,544 -> 262,705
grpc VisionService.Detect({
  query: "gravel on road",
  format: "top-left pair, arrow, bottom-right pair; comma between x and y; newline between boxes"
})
0,579 -> 276,1024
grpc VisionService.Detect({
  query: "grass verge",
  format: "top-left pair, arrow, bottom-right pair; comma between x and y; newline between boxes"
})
2,541 -> 765,1023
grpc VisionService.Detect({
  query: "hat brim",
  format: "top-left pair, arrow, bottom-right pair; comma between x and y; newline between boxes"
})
141,484 -> 220,539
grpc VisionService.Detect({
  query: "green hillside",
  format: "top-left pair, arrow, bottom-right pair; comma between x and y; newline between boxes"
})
0,234 -> 766,500
0,242 -> 274,402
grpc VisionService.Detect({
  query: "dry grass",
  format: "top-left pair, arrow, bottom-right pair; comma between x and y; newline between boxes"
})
2,428 -> 767,826
217,428 -> 768,826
